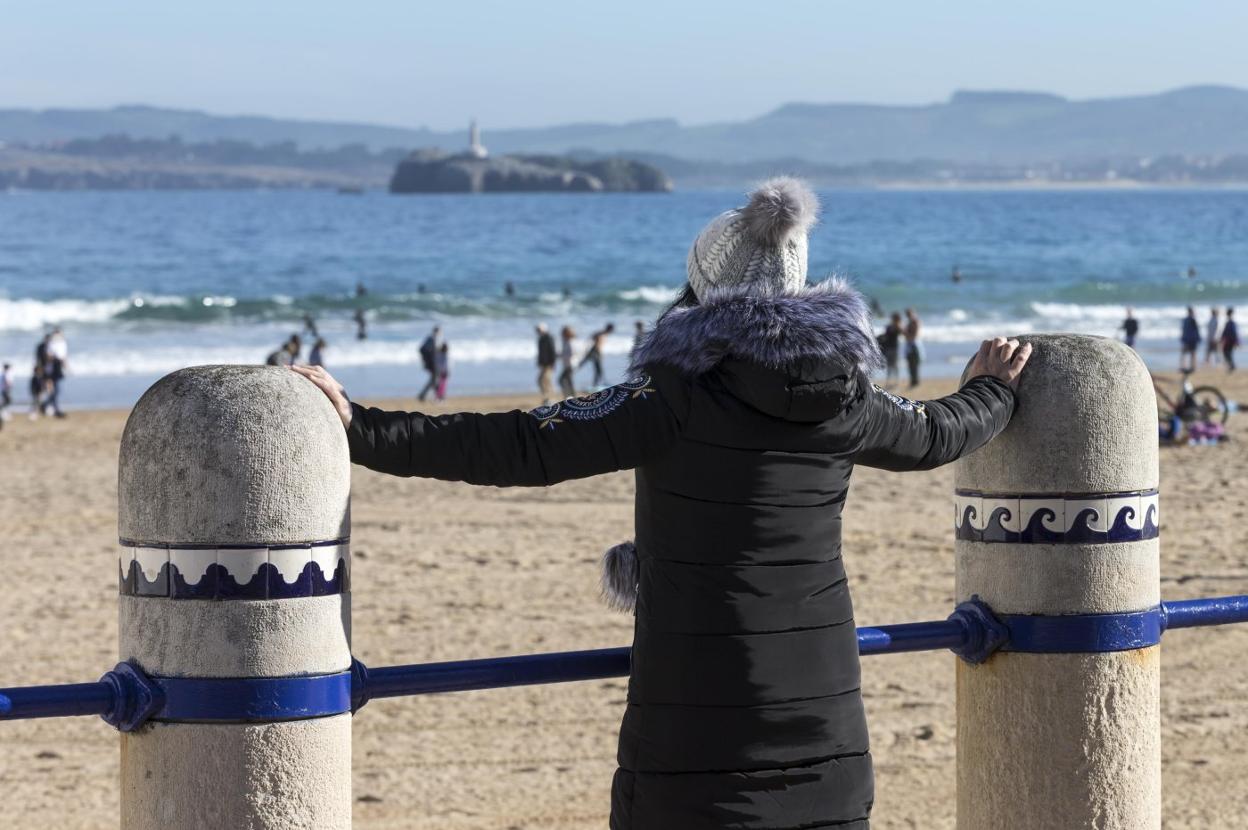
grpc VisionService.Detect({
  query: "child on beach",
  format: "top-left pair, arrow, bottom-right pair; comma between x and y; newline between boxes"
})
28,339 -> 48,419
558,326 -> 577,397
434,342 -> 449,401
293,178 -> 1030,830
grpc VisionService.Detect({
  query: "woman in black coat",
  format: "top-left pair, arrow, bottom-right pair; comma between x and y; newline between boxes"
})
295,178 -> 1030,829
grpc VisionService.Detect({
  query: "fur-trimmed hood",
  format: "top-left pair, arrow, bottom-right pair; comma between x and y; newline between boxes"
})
630,278 -> 883,378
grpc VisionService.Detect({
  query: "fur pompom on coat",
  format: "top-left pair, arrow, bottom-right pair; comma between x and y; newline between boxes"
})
600,541 -> 639,612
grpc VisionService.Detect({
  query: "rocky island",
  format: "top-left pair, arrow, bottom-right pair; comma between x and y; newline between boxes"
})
389,121 -> 672,194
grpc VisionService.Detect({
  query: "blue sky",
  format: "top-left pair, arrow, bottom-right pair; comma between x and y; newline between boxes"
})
4,1 -> 1247,129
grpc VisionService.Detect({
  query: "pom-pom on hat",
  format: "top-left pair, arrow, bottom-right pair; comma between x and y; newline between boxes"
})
686,176 -> 819,301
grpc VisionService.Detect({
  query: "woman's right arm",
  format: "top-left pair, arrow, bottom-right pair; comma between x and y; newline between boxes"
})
853,337 -> 1030,471
294,365 -> 687,487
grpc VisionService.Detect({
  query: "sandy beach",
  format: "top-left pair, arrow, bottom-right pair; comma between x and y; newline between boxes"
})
1,368 -> 1246,829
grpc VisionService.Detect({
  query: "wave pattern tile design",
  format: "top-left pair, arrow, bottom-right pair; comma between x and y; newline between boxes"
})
119,540 -> 350,599
954,491 -> 1158,544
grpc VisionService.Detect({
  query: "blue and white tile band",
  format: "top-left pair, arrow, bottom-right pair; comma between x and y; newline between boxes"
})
954,490 -> 1159,544
118,538 -> 350,599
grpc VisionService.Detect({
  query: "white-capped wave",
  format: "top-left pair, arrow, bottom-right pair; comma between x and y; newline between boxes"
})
616,285 -> 678,304
918,300 -> 1248,344
1029,301 -> 1199,323
0,297 -> 133,331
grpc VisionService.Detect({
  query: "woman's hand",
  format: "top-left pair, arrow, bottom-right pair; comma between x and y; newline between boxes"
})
965,337 -> 1033,389
289,365 -> 353,429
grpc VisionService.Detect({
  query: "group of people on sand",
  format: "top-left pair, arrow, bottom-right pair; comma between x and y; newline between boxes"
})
18,328 -> 69,422
0,329 -> 71,427
1180,306 -> 1239,372
410,319 -> 637,406
1123,305 -> 1240,371
534,321 -> 639,404
876,308 -> 923,388
0,328 -> 70,427
265,331 -> 326,369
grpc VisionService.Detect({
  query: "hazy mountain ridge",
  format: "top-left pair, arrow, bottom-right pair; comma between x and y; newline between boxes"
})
4,86 -> 1248,164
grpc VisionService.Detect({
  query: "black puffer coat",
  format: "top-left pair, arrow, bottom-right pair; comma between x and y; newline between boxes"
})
346,282 -> 1015,829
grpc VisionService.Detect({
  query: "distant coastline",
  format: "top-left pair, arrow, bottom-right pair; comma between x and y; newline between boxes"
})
8,86 -> 1248,191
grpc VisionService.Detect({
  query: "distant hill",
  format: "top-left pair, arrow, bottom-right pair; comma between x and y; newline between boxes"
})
5,86 -> 1248,164
0,104 -> 434,153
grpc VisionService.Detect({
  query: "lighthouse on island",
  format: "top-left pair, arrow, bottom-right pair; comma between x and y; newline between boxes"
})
466,119 -> 488,159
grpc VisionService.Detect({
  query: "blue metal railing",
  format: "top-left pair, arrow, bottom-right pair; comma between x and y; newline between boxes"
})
1162,594 -> 1248,630
2,594 -> 1246,731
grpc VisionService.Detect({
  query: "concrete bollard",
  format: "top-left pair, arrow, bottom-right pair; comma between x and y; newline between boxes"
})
118,366 -> 353,828
954,334 -> 1161,829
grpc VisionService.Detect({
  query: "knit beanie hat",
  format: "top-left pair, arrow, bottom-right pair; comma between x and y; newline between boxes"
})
686,177 -> 819,301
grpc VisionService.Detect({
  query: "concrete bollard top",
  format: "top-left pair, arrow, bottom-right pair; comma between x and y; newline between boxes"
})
956,334 -> 1158,494
119,365 -> 350,546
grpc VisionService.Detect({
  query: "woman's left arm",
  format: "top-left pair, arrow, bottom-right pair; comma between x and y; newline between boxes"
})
295,366 -> 685,486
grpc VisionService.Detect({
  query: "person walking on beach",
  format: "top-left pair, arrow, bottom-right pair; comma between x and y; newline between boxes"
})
434,342 -> 450,401
1121,307 -> 1140,348
28,362 -> 46,419
579,322 -> 614,388
1204,307 -> 1222,366
558,326 -> 577,397
1180,306 -> 1201,373
43,350 -> 66,417
292,177 -> 1030,830
877,311 -> 903,387
309,338 -> 327,368
536,324 -> 557,404
633,320 -> 646,350
418,326 -> 442,402
28,338 -> 48,420
903,307 -> 922,388
43,328 -> 68,417
0,362 -> 12,426
1221,307 -> 1239,372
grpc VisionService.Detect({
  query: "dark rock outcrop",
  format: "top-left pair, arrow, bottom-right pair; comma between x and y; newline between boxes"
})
388,150 -> 671,194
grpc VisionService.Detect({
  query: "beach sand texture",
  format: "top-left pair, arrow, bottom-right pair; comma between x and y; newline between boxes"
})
1,371 -> 1246,829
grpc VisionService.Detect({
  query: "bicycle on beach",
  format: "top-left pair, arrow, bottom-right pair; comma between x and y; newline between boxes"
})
1154,369 -> 1230,443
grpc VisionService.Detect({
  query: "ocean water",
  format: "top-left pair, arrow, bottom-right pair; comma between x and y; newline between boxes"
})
3,188 -> 1248,408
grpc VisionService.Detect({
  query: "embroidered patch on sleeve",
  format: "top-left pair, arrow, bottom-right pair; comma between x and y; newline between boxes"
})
531,374 -> 656,430
873,384 -> 927,417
